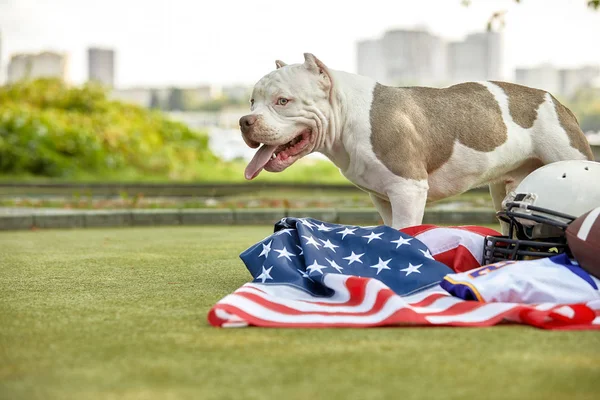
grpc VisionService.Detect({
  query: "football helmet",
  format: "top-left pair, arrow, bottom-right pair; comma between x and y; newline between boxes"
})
483,160 -> 600,264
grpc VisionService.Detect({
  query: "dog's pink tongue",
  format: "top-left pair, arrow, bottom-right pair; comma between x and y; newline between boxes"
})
245,144 -> 277,180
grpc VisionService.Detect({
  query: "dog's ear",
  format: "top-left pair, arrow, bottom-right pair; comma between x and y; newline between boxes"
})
303,53 -> 332,100
303,53 -> 328,75
275,60 -> 287,69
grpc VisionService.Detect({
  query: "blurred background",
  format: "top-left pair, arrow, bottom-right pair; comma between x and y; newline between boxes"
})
0,0 -> 599,214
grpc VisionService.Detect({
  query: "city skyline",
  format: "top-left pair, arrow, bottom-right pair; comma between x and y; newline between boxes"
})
1,0 -> 599,87
4,35 -> 598,103
357,29 -> 503,87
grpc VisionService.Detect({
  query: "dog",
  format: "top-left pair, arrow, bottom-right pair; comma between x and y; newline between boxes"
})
239,53 -> 593,230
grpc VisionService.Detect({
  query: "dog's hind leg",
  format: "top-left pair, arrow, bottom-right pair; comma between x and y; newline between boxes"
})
489,182 -> 509,235
492,159 -> 544,235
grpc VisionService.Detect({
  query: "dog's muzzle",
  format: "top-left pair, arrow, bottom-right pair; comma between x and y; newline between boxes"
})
239,115 -> 260,148
239,115 -> 257,135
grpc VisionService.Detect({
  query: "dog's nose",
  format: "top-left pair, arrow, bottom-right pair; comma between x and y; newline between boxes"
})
239,115 -> 257,134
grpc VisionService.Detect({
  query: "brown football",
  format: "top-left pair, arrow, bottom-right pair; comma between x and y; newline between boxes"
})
566,207 -> 600,279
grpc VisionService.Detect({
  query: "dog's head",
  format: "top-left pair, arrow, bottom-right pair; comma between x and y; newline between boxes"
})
239,53 -> 333,180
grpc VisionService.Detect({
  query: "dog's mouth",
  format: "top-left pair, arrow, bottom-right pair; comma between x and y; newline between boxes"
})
244,128 -> 313,180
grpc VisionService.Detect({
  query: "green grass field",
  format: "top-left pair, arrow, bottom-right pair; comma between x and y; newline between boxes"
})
1,226 -> 599,400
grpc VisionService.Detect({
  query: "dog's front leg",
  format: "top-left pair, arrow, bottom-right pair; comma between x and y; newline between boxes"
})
369,193 -> 393,226
387,179 -> 429,230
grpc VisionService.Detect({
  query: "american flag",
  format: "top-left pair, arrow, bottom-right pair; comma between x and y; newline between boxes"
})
208,218 -> 600,330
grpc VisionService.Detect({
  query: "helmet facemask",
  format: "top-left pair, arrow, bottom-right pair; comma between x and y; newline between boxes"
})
483,196 -> 574,265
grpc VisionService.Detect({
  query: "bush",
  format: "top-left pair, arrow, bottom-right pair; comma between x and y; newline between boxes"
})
0,79 -> 348,183
0,79 -> 217,179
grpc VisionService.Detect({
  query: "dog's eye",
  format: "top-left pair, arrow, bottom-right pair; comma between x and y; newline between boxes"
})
250,98 -> 254,106
277,98 -> 289,106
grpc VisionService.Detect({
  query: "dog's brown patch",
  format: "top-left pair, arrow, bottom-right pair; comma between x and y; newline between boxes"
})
370,82 -> 507,180
492,81 -> 546,129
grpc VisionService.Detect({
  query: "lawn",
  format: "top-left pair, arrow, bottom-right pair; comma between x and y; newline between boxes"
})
1,226 -> 599,400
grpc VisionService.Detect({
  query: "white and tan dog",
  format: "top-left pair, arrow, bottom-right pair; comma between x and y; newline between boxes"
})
239,53 -> 593,230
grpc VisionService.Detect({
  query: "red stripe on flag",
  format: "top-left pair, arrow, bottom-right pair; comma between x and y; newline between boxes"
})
208,289 -> 600,330
308,276 -> 372,307
407,293 -> 449,307
230,287 -> 394,316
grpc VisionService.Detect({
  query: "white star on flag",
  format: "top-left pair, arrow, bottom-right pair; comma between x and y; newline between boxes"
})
343,251 -> 364,265
336,227 -> 357,240
256,266 -> 274,282
400,263 -> 422,276
306,260 -> 328,275
420,249 -> 435,260
275,228 -> 294,236
370,257 -> 392,275
274,246 -> 296,261
325,258 -> 344,273
299,218 -> 315,230
362,231 -> 383,243
320,239 -> 339,253
297,268 -> 314,281
259,240 -> 272,258
296,245 -> 304,256
391,236 -> 412,248
315,223 -> 333,232
302,235 -> 321,249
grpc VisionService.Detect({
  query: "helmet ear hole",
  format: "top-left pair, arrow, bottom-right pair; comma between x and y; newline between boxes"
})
562,173 -> 567,178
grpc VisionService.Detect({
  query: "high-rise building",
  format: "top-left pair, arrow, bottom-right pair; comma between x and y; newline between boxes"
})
380,29 -> 447,86
515,65 -> 561,94
447,32 -> 502,84
7,54 -> 28,83
7,51 -> 67,83
356,39 -> 386,84
515,64 -> 600,96
357,28 -> 502,87
559,66 -> 600,97
88,47 -> 115,87
357,29 -> 447,86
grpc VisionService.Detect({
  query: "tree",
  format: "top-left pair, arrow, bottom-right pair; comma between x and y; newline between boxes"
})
461,0 -> 599,31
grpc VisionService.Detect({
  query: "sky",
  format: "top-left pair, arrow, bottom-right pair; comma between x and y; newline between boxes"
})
0,0 -> 599,87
